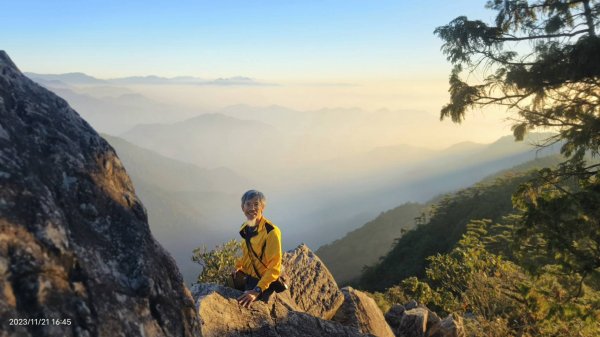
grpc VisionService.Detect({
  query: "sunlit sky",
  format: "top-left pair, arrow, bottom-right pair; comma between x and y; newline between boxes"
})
2,1 -> 493,79
1,1 -> 516,144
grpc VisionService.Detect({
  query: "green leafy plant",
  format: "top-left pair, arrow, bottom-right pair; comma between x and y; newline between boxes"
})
192,239 -> 242,284
391,220 -> 600,336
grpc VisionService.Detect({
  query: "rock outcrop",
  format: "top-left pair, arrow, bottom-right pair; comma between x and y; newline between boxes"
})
385,303 -> 464,337
192,245 -> 401,337
333,287 -> 395,337
282,243 -> 344,320
192,283 -> 372,337
0,51 -> 200,336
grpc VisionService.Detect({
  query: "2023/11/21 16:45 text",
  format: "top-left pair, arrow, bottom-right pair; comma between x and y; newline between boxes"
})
9,318 -> 72,326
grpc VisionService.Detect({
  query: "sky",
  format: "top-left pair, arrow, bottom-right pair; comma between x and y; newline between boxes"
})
1,1 -> 494,80
0,1 -> 514,144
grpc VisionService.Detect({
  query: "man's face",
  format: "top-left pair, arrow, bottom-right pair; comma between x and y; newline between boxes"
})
242,196 -> 264,221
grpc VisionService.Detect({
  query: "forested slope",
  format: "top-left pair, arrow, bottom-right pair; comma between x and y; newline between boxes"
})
358,155 -> 564,291
317,202 -> 424,283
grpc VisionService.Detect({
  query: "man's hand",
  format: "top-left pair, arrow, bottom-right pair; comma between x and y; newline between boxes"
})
237,290 -> 259,308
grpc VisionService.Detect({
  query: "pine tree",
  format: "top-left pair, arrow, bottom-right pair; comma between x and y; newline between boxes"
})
435,0 -> 600,283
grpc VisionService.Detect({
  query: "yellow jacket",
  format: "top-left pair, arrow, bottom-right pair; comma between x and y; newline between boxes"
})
235,217 -> 282,291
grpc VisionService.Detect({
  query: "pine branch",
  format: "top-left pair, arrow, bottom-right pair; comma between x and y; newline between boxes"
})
497,28 -> 589,41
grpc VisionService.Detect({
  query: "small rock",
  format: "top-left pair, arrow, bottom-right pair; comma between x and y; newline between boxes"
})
426,314 -> 465,337
397,307 -> 428,337
333,287 -> 395,337
384,304 -> 405,331
405,300 -> 418,310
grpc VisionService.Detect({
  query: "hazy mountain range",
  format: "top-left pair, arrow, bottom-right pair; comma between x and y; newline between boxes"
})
317,154 -> 565,284
26,71 -> 565,285
115,100 -> 562,255
104,130 -> 562,285
122,113 -> 285,171
25,72 -> 272,134
25,72 -> 268,86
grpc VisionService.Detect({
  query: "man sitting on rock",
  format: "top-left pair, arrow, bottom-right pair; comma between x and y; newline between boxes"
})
230,190 -> 283,307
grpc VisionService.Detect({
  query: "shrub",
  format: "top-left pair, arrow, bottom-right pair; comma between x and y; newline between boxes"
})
192,239 -> 242,284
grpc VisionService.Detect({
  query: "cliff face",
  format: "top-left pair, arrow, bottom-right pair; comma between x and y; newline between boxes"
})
0,51 -> 200,336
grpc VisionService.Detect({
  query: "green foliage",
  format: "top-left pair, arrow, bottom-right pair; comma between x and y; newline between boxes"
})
357,169 -> 599,334
383,220 -> 600,336
513,169 -> 600,281
400,277 -> 445,308
433,4 -> 600,333
354,4 -> 600,334
364,291 -> 396,314
192,239 -> 242,284
426,221 -> 530,320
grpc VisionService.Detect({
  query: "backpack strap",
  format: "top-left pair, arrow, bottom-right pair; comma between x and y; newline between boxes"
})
245,237 -> 263,279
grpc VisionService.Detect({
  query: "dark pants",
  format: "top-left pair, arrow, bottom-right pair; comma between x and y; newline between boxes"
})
231,271 -> 274,302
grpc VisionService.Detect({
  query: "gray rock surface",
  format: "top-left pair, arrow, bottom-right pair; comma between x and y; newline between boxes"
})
404,300 -> 419,311
385,304 -> 406,332
425,308 -> 441,332
191,245 -> 384,336
0,51 -> 200,336
398,308 -> 429,337
192,283 -> 373,337
332,287 -> 395,337
426,315 -> 465,337
282,244 -> 344,320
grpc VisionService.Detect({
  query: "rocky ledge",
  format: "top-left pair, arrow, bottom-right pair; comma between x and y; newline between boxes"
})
192,244 -> 464,337
0,51 -> 199,336
192,244 -> 380,337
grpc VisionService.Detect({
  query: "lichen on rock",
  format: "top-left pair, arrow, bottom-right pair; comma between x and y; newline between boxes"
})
0,50 -> 200,337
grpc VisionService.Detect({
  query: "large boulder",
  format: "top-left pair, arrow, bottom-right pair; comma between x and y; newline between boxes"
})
0,51 -> 200,336
332,287 -> 395,337
192,283 -> 372,337
191,244 -> 383,336
282,244 -> 344,320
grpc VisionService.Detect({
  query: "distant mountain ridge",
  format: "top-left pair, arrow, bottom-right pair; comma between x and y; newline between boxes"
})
36,85 -> 189,134
103,134 -> 247,193
25,71 -> 108,85
26,72 -> 269,86
121,113 -> 283,170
